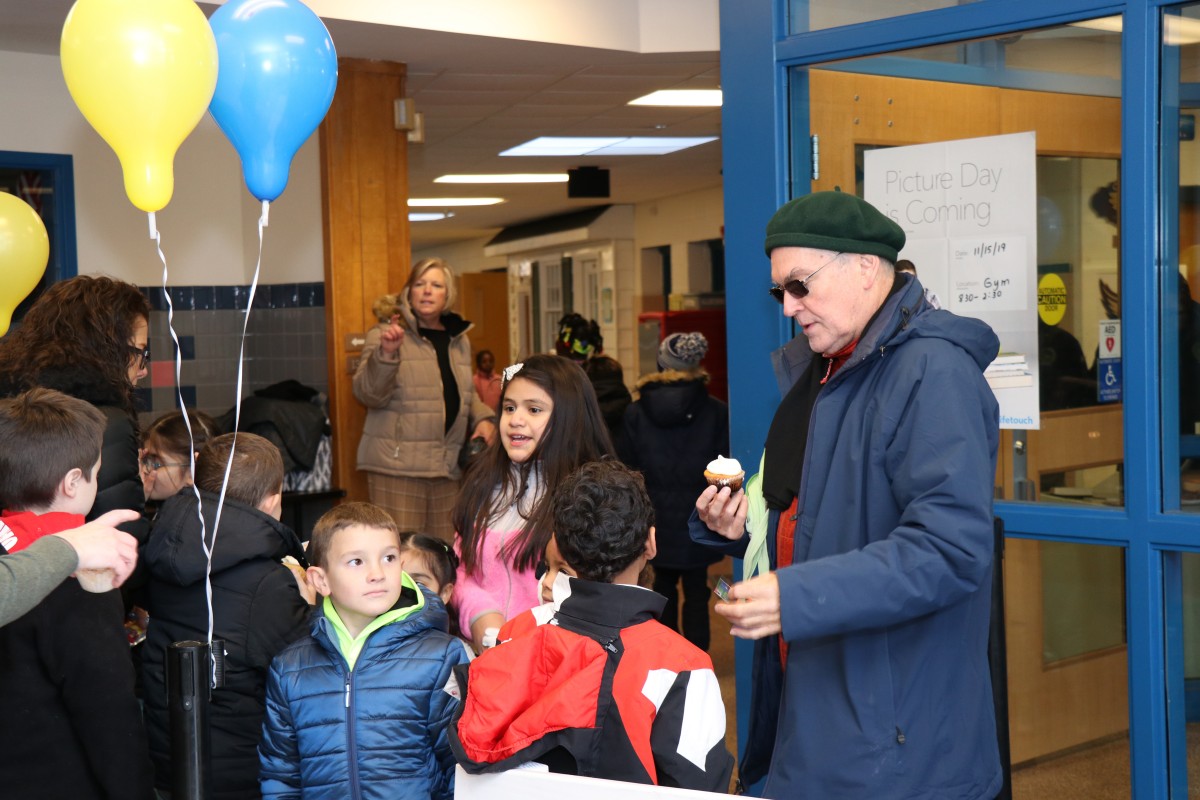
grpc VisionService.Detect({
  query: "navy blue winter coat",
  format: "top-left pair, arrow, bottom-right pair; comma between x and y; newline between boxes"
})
259,579 -> 471,800
694,274 -> 1002,799
617,370 -> 727,570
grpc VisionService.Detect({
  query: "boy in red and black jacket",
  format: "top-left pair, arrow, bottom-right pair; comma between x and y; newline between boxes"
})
0,388 -> 154,800
449,460 -> 733,792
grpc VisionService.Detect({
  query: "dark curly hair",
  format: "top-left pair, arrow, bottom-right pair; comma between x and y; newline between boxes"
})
0,275 -> 150,419
551,460 -> 654,584
452,353 -> 615,574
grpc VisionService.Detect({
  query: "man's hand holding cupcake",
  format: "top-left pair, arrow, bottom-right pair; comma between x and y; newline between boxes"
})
697,455 -> 748,541
704,455 -> 745,492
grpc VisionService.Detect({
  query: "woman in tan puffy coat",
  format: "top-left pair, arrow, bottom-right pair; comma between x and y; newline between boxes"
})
353,258 -> 496,542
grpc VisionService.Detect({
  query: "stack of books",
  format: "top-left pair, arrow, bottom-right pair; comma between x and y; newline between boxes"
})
985,353 -> 1033,390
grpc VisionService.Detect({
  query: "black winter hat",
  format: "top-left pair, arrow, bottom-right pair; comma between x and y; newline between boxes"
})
764,190 -> 905,262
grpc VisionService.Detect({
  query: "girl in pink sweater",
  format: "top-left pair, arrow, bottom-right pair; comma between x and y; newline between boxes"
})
452,354 -> 614,651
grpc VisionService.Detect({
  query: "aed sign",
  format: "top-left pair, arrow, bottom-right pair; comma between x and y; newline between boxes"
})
1097,320 -> 1121,403
1098,320 -> 1121,359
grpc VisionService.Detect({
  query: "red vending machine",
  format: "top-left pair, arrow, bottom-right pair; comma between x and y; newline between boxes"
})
636,308 -> 727,402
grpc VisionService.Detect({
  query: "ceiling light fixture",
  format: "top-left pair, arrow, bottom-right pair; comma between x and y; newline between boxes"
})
435,174 -> 569,184
628,89 -> 723,107
407,197 -> 505,207
604,137 -> 720,155
409,211 -> 456,222
502,137 -> 626,156
1070,14 -> 1200,45
500,136 -> 717,157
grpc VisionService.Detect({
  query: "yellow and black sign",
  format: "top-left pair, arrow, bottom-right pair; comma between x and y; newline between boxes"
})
1037,273 -> 1067,326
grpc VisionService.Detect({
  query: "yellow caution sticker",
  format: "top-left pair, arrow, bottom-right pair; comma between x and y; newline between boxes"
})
1037,273 -> 1067,326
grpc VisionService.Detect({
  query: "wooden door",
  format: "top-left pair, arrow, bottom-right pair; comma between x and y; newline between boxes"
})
458,271 -> 511,366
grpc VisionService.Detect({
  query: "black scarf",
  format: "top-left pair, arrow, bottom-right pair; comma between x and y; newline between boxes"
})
762,356 -> 824,510
761,272 -> 904,510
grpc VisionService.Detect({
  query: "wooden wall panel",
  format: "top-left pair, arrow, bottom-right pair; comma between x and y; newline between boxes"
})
810,70 -> 1001,193
808,70 -> 1120,195
320,58 -> 410,501
1000,87 -> 1120,157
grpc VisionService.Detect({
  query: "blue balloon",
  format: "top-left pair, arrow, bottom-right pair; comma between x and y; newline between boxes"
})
209,0 -> 338,202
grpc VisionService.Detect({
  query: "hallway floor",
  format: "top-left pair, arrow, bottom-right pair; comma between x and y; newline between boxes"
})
1009,734 -> 1132,799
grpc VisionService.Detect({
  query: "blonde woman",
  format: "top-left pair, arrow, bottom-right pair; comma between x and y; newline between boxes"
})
353,258 -> 495,541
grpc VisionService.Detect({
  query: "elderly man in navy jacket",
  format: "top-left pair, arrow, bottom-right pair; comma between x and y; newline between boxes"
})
693,190 -> 1002,799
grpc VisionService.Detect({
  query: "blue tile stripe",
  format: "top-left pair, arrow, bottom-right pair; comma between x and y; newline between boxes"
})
140,282 -> 325,312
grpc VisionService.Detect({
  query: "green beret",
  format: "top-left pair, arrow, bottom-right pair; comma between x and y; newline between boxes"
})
764,190 -> 905,262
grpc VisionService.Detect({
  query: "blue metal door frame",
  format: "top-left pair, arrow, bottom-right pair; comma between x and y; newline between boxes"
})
718,1 -> 1200,796
0,149 -> 78,285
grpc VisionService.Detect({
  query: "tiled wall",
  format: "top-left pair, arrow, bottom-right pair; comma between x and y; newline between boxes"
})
136,282 -> 328,427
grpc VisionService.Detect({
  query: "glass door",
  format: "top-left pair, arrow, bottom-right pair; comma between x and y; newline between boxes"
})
719,2 -> 1194,797
791,27 -> 1131,790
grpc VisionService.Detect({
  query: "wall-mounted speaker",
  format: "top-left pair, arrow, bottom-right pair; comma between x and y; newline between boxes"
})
567,166 -> 610,198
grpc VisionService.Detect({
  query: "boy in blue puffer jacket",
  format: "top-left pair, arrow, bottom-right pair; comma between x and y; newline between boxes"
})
259,502 -> 472,800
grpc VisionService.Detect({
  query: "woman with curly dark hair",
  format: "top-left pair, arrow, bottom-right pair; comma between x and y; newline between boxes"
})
0,275 -> 151,535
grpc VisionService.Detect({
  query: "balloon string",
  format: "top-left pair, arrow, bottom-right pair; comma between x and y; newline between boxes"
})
153,221 -> 216,663
206,203 -> 267,684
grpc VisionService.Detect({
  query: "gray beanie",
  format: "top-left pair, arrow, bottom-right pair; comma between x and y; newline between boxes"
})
658,332 -> 709,371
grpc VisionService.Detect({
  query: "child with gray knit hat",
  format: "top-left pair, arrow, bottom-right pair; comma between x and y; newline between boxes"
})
658,332 -> 709,372
619,329 -> 727,651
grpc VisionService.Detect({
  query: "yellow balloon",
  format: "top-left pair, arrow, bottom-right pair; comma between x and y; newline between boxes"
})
0,193 -> 50,337
61,0 -> 218,213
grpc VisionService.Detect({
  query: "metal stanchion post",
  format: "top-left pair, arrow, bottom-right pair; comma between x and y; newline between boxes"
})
167,640 -> 212,800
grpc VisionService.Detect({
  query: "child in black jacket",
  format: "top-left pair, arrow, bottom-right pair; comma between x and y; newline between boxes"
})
142,433 -> 311,800
617,332 -> 728,650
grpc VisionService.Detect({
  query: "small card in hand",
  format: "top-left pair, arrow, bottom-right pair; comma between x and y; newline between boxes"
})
714,577 -> 733,602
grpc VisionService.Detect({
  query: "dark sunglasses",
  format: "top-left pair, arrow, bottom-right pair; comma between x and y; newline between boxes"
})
127,344 -> 151,369
768,252 -> 842,304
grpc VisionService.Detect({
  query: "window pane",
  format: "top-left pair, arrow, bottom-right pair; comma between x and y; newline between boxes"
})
1175,552 -> 1200,796
1005,539 -> 1129,799
0,159 -> 67,323
793,18 -> 1124,507
1041,540 -> 1125,661
1165,5 -> 1200,513
789,0 -> 979,35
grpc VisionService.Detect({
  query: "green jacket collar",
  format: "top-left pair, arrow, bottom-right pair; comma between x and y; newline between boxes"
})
323,571 -> 425,670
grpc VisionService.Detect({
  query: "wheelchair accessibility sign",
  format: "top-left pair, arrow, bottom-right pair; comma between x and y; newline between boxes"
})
1098,320 -> 1121,403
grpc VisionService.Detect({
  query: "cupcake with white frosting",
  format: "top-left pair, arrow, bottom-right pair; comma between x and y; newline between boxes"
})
704,455 -> 745,492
